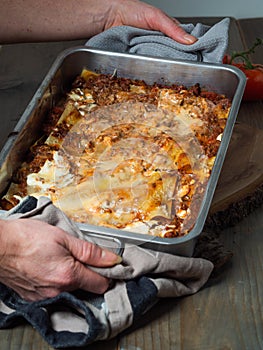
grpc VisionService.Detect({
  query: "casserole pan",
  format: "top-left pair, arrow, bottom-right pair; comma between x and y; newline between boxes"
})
0,47 -> 246,256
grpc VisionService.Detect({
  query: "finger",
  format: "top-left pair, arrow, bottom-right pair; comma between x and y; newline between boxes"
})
63,235 -> 122,267
35,272 -> 109,298
9,268 -> 110,300
73,261 -> 111,294
148,13 -> 197,45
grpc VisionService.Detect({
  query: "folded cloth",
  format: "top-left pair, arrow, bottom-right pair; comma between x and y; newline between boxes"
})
86,18 -> 230,63
0,196 -> 213,348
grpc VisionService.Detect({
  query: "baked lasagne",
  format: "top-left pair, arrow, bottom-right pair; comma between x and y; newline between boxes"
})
0,69 -> 232,237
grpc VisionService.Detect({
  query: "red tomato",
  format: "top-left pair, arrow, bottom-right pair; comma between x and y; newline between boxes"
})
223,55 -> 263,102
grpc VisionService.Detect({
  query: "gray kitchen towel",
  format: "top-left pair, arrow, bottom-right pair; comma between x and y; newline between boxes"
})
86,18 -> 230,63
0,196 -> 213,348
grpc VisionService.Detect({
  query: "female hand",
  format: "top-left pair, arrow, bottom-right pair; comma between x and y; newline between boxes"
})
0,218 -> 121,301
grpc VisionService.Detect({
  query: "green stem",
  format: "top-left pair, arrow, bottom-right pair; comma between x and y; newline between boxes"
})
230,38 -> 263,69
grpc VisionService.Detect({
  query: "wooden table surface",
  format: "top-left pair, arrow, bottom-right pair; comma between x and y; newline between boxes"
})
0,17 -> 262,350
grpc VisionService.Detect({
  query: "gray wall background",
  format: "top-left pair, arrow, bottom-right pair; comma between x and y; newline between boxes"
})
143,0 -> 263,19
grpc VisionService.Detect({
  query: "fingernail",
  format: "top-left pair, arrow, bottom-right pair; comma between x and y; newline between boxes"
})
101,249 -> 122,264
183,34 -> 197,44
114,255 -> 122,264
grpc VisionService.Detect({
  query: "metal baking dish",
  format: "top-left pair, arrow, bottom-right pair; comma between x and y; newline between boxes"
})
0,46 -> 246,256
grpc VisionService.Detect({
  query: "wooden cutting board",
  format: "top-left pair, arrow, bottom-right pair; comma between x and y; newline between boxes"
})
207,122 -> 263,230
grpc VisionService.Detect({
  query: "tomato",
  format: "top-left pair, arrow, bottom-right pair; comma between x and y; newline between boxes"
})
223,38 -> 263,102
234,64 -> 263,101
223,54 -> 263,102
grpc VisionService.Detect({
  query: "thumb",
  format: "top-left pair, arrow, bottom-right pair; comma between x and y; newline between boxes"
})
159,17 -> 197,44
64,234 -> 122,267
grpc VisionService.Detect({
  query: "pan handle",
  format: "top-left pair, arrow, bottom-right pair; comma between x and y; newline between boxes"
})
81,231 -> 125,257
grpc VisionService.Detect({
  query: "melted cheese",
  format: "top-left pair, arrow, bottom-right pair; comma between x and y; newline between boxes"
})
2,69 -> 230,237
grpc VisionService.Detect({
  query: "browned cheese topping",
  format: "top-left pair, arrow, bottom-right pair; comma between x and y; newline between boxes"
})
1,70 -> 232,237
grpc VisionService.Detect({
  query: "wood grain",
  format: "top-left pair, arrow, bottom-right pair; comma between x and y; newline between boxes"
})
210,123 -> 263,214
119,206 -> 263,350
0,17 -> 262,350
235,18 -> 263,130
117,17 -> 263,350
